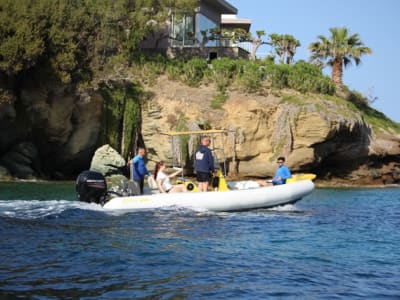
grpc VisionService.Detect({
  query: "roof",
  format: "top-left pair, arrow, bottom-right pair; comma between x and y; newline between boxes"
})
202,0 -> 237,14
221,14 -> 252,32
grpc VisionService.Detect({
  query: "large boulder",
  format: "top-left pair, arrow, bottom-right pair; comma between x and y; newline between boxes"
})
90,144 -> 127,176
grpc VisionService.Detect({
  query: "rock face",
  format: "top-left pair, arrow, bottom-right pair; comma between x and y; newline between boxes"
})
0,81 -> 104,179
0,142 -> 40,178
0,75 -> 399,185
141,77 -> 400,185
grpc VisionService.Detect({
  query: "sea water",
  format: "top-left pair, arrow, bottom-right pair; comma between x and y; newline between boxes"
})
0,182 -> 399,299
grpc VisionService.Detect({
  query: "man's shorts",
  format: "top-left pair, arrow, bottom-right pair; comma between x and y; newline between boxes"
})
196,171 -> 211,182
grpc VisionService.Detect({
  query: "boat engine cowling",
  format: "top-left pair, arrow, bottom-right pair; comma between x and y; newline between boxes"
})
76,170 -> 107,205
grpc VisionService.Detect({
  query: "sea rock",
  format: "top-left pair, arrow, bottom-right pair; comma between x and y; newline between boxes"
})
0,165 -> 12,181
90,144 -> 127,176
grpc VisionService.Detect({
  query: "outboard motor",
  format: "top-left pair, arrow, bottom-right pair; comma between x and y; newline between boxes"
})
76,170 -> 107,205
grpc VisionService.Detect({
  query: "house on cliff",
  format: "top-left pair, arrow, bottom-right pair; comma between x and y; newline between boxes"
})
140,0 -> 252,61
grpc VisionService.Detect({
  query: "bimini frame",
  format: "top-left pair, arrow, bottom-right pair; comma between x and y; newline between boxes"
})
161,129 -> 234,177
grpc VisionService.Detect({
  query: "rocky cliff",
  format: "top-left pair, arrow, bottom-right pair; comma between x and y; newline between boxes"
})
0,75 -> 399,185
141,77 -> 400,185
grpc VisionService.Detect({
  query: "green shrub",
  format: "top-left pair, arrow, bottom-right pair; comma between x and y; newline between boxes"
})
287,61 -> 335,95
166,59 -> 184,80
235,60 -> 264,93
210,92 -> 228,109
347,90 -> 369,108
264,62 -> 290,89
182,58 -> 208,87
211,58 -> 238,92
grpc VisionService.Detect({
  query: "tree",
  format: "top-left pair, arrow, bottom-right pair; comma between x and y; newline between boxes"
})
308,27 -> 372,87
222,28 -> 267,60
0,0 -> 198,81
269,33 -> 301,64
251,30 -> 268,60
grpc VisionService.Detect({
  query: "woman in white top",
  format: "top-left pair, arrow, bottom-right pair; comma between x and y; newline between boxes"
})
154,161 -> 187,193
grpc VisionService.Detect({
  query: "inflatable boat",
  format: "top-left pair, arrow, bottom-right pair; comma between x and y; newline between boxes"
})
76,170 -> 314,212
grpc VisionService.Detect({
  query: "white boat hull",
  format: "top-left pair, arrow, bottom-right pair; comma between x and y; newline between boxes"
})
103,180 -> 314,212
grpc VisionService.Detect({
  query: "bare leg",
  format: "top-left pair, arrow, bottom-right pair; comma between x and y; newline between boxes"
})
198,182 -> 209,192
257,180 -> 272,187
171,184 -> 187,193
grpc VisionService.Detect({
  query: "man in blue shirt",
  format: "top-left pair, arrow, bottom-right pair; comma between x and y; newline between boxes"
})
132,147 -> 150,194
272,156 -> 291,185
258,156 -> 292,186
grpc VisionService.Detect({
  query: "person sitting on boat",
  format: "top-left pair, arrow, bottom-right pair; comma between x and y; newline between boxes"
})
258,156 -> 292,186
154,161 -> 187,193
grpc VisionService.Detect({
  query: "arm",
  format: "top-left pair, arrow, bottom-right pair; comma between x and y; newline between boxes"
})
156,178 -> 166,193
138,158 -> 150,176
281,166 -> 291,180
168,169 -> 182,178
207,149 -> 215,173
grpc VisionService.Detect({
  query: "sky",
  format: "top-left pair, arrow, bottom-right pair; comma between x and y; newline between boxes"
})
228,0 -> 400,122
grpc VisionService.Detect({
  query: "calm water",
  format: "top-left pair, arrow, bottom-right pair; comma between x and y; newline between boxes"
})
0,182 -> 399,299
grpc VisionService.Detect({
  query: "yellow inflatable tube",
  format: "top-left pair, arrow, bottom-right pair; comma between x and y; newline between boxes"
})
286,173 -> 316,184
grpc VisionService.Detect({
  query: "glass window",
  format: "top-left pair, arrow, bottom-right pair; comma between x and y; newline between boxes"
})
197,14 -> 218,47
171,14 -> 195,47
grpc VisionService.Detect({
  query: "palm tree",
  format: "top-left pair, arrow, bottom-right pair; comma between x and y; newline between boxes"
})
308,27 -> 372,87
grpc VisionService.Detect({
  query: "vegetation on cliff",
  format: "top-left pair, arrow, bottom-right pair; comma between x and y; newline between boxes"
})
0,0 -> 197,82
133,54 -> 400,135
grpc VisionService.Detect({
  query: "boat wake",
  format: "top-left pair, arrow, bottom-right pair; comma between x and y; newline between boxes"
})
0,199 -> 103,220
269,203 -> 301,212
0,199 -> 306,220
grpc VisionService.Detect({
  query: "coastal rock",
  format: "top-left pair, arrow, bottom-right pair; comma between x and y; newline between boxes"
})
90,144 -> 127,176
0,81 -> 104,179
0,75 -> 399,185
0,165 -> 12,181
141,77 -> 400,184
0,142 -> 40,179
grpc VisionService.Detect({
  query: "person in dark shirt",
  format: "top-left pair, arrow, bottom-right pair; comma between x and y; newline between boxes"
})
194,136 -> 214,192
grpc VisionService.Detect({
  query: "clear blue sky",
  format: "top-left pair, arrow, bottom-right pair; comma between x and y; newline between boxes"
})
228,0 -> 400,122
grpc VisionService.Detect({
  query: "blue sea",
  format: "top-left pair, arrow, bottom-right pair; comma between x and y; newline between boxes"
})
0,182 -> 399,299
